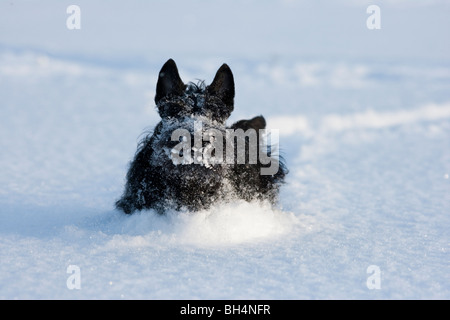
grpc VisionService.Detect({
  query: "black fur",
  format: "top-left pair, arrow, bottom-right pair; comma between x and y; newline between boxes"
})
116,59 -> 287,214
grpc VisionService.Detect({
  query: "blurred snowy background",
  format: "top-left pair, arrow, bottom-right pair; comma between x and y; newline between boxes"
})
0,0 -> 449,299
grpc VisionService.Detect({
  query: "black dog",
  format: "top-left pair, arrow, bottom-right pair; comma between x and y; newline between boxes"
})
116,59 -> 287,214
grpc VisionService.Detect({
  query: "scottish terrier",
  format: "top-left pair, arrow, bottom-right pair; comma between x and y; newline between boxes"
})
116,59 -> 287,214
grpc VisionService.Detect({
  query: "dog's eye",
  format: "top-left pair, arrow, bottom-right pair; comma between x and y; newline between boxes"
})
160,102 -> 189,118
168,102 -> 184,112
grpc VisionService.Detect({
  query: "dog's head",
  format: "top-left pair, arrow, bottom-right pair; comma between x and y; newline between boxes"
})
155,59 -> 235,123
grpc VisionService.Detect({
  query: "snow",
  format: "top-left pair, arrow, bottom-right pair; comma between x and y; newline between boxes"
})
0,0 -> 449,299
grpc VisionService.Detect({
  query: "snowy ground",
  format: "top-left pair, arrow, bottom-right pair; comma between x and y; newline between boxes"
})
0,1 -> 449,299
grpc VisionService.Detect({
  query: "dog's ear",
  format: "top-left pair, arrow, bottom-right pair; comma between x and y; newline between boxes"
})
248,116 -> 266,130
207,64 -> 235,106
155,59 -> 186,104
230,116 -> 266,131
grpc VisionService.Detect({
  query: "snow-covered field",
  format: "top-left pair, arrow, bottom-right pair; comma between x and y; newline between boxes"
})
0,1 -> 449,299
